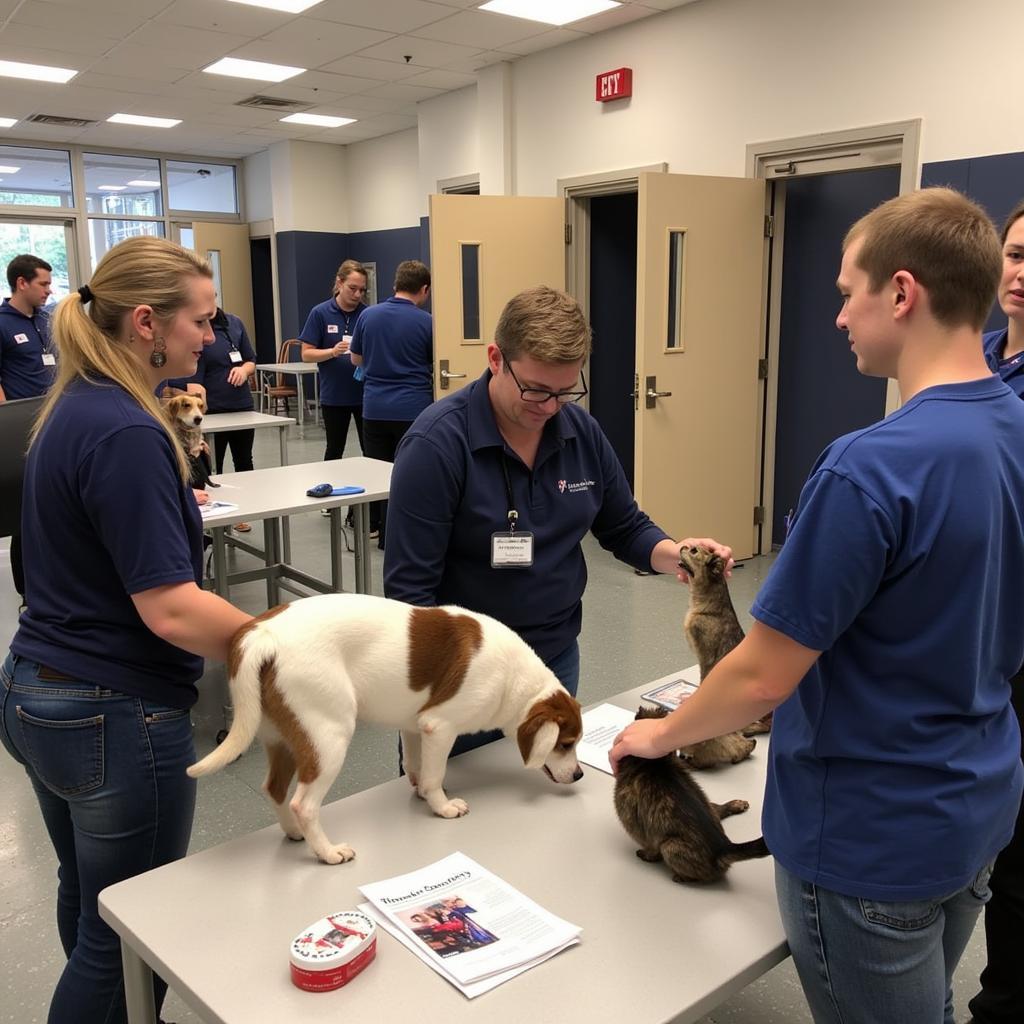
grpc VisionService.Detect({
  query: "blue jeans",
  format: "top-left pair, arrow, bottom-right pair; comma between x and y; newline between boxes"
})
775,860 -> 992,1024
0,653 -> 197,1024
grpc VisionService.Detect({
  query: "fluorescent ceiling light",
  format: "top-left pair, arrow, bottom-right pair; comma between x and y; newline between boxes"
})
224,0 -> 323,12
280,112 -> 356,128
107,113 -> 182,128
98,185 -> 127,191
0,165 -> 20,173
0,118 -> 17,128
0,59 -> 77,84
127,179 -> 161,187
203,57 -> 305,83
479,0 -> 620,25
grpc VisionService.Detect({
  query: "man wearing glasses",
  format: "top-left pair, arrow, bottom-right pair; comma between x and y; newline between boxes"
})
384,286 -> 729,755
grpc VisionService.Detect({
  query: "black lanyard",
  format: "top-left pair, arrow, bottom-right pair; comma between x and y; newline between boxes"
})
500,452 -> 518,534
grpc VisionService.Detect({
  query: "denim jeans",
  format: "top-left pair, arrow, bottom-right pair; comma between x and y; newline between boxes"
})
775,860 -> 992,1024
0,653 -> 197,1024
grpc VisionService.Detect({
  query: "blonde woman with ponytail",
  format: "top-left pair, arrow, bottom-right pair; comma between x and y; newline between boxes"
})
0,236 -> 251,1024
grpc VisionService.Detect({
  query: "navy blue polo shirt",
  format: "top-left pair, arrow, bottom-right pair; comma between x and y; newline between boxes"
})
383,369 -> 669,662
349,296 -> 433,421
983,328 -> 1024,398
754,376 -> 1024,901
0,299 -> 53,399
12,377 -> 205,708
165,312 -> 256,412
298,298 -> 366,407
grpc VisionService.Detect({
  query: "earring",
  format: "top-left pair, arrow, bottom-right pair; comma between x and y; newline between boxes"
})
150,337 -> 167,368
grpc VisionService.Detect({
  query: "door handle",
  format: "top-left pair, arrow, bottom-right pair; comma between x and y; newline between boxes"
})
645,375 -> 673,409
439,359 -> 467,390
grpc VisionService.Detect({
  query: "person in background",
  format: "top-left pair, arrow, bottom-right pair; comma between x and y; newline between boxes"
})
384,286 -> 729,756
350,259 -> 433,549
299,259 -> 372,525
968,197 -> 1024,1024
0,254 -> 55,608
611,188 -> 1024,1024
165,306 -> 257,531
0,236 -> 251,1024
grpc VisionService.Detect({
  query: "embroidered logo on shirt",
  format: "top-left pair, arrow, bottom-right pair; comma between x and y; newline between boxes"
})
14,333 -> 28,344
327,324 -> 339,334
559,479 -> 596,494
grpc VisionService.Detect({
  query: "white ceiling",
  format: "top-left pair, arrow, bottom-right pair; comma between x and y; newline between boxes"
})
0,0 -> 697,159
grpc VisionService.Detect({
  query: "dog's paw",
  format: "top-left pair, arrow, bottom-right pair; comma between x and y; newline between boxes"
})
319,843 -> 356,865
435,798 -> 469,819
282,827 -> 304,842
721,799 -> 749,816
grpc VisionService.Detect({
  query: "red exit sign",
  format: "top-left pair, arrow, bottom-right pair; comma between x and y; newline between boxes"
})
595,67 -> 632,102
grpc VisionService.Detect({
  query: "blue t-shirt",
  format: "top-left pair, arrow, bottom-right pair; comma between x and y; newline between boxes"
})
298,298 -> 366,407
349,296 -> 433,421
165,312 -> 256,412
12,378 -> 205,708
383,369 -> 669,662
754,376 -> 1024,901
983,328 -> 1024,398
0,299 -> 53,399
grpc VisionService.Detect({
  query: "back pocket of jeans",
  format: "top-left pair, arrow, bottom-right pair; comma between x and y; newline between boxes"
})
859,897 -> 941,931
16,708 -> 104,796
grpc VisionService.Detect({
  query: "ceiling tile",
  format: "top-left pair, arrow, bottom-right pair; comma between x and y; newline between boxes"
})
441,49 -> 519,73
11,0 -> 147,36
318,54 -> 423,81
312,0 -> 457,34
572,3 -> 662,32
352,34 -> 485,68
232,18 -> 394,67
73,71 -> 175,97
361,81 -> 445,102
501,27 -> 587,55
400,68 -> 477,90
411,9 -> 549,49
126,22 -> 253,66
1,21 -> 120,58
155,0 -> 293,35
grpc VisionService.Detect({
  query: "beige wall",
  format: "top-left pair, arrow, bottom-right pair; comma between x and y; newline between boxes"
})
347,128 -> 422,232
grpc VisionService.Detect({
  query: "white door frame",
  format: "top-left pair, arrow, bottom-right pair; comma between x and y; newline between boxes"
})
746,119 -> 922,552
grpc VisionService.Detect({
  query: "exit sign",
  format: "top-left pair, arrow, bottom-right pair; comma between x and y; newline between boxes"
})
595,67 -> 632,102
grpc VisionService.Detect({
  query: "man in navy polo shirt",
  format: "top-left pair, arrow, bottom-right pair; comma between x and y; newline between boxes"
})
350,259 -> 433,548
0,253 -> 54,606
384,286 -> 730,756
612,188 -> 1024,1024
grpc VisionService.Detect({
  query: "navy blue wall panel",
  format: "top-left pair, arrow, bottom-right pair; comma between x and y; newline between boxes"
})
347,226 -> 423,305
922,150 -> 1024,332
276,230 -> 349,342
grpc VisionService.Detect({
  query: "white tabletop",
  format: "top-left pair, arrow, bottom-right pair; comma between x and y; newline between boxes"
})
201,411 -> 295,433
99,674 -> 786,1024
255,361 -> 320,374
201,457 -> 391,529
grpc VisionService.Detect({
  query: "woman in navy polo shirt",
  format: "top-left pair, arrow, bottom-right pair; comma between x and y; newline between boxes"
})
0,236 -> 251,1024
969,198 -> 1024,1024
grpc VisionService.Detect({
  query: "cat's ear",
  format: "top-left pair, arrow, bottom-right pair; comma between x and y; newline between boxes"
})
707,554 -> 724,578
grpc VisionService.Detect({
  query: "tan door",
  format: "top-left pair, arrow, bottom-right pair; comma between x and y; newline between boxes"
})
635,173 -> 766,559
429,195 -> 564,397
193,221 -> 256,338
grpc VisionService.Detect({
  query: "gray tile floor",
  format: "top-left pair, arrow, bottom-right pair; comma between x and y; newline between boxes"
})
0,422 -> 987,1023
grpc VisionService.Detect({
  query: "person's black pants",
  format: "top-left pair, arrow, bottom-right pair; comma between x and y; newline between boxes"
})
322,404 -> 374,530
10,533 -> 24,601
969,668 -> 1024,1024
212,428 -> 255,473
362,418 -> 412,547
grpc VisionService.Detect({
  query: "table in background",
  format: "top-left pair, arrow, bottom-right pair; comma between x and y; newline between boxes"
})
99,673 -> 787,1024
255,362 -> 320,437
201,411 -> 295,468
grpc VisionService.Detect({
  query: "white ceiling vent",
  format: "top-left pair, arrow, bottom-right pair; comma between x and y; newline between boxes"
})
27,113 -> 97,128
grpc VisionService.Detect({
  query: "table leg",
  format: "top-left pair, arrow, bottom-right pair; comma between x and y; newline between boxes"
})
265,515 -> 281,606
329,507 -> 344,592
296,375 -> 305,438
121,942 -> 158,1024
257,370 -> 266,413
278,425 -> 288,466
313,371 -> 321,426
277,424 -> 292,563
353,503 -> 371,594
211,527 -> 229,598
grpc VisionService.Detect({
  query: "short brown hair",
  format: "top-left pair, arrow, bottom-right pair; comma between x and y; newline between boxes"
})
1001,200 -> 1024,243
495,286 -> 591,363
394,259 -> 430,293
334,259 -> 366,292
844,187 -> 1001,331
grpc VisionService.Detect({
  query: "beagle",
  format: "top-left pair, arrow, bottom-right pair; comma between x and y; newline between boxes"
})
162,392 -> 217,490
188,594 -> 585,864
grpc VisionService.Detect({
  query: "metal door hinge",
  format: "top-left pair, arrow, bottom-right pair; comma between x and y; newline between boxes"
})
753,505 -> 766,525
764,215 -> 774,238
565,223 -> 572,244
758,358 -> 769,380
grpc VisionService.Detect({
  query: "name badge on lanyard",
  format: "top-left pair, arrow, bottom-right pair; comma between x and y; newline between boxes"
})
42,352 -> 56,366
491,453 -> 534,568
229,348 -> 243,364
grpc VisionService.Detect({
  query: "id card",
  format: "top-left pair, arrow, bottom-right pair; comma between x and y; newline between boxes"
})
228,349 -> 243,364
491,531 -> 534,568
42,353 -> 56,366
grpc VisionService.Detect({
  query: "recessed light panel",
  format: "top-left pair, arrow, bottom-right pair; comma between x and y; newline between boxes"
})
127,179 -> 161,187
98,185 -> 127,191
203,57 -> 305,83
479,0 -> 620,25
0,118 -> 18,128
224,0 -> 324,11
0,59 -> 77,83
107,113 -> 182,128
280,113 -> 356,128
0,165 -> 20,173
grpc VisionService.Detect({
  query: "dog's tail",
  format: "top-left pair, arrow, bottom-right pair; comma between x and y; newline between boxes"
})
719,836 -> 770,869
187,623 -> 274,778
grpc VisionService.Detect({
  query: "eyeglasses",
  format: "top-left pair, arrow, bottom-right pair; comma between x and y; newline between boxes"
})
503,356 -> 588,404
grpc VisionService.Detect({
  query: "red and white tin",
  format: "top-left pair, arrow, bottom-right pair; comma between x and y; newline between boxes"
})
289,910 -> 377,992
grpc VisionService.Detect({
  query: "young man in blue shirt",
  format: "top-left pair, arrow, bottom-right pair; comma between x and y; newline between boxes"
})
611,188 -> 1024,1024
0,253 -> 54,606
384,286 -> 730,755
350,259 -> 433,549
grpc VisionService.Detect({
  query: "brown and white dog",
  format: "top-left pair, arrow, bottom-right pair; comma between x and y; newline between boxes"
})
188,593 -> 585,864
162,392 -> 217,490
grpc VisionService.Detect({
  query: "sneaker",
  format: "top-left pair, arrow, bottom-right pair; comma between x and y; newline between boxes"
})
320,508 -> 332,518
369,529 -> 380,539
233,521 -> 252,533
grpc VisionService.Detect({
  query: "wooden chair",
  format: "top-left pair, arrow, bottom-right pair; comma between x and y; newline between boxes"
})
264,339 -> 301,415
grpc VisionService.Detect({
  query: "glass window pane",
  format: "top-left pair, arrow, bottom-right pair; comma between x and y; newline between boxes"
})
0,146 -> 73,208
167,160 -> 237,214
88,219 -> 164,270
84,153 -> 163,216
178,226 -> 195,250
461,243 -> 480,341
0,222 -> 72,304
667,230 -> 686,350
